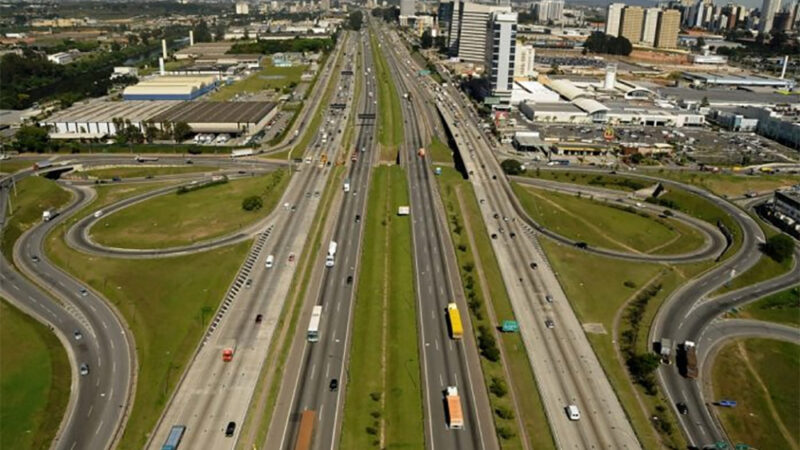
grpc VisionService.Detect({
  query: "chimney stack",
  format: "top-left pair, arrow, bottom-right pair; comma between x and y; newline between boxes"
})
162,39 -> 168,59
781,55 -> 789,79
159,57 -> 165,75
189,30 -> 194,46
604,63 -> 617,90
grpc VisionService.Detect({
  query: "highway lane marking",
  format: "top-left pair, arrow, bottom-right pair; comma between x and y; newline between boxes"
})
70,441 -> 77,450
95,419 -> 103,436
12,283 -> 19,291
102,320 -> 108,329
310,363 -> 317,380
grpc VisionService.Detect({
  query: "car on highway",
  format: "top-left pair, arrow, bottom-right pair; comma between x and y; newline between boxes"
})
491,233 -> 497,239
225,421 -> 236,437
329,378 -> 339,391
530,262 -> 538,269
93,210 -> 104,218
355,214 -> 361,223
73,330 -> 83,340
676,402 -> 688,415
493,213 -> 499,219
31,255 -> 40,262
255,314 -> 263,324
565,404 -> 581,421
575,242 -> 588,249
79,287 -> 88,297
245,279 -> 253,288
288,253 -> 295,262
545,295 -> 554,303
545,319 -> 555,329
346,275 -> 353,284
80,363 -> 90,376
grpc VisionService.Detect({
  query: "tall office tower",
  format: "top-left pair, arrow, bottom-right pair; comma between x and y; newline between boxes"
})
321,0 -> 330,10
726,5 -> 739,29
793,1 -> 800,28
620,6 -> 644,43
401,0 -> 415,16
457,2 -> 511,63
235,1 -> 250,15
641,8 -> 661,45
787,1 -> 798,28
439,1 -> 454,43
514,42 -> 535,77
536,0 -> 564,23
606,3 -> 626,36
760,0 -> 781,33
446,1 -> 463,56
655,9 -> 681,48
485,11 -> 518,99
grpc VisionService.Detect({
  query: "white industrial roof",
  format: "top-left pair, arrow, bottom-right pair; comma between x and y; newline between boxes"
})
44,101 -> 177,123
547,79 -> 587,101
572,97 -> 609,115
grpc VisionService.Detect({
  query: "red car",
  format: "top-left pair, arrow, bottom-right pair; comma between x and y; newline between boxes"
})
288,253 -> 295,262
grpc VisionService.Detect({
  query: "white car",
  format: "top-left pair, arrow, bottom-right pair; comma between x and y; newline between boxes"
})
566,405 -> 581,421
93,210 -> 104,218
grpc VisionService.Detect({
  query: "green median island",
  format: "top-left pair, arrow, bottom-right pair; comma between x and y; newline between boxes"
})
45,182 -> 253,450
341,166 -> 423,448
77,165 -> 216,180
209,60 -> 308,102
712,338 -> 800,450
512,183 -> 706,255
89,170 -> 289,249
1,299 -> 70,450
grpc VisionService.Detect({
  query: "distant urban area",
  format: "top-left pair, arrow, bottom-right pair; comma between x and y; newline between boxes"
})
0,1 -> 797,450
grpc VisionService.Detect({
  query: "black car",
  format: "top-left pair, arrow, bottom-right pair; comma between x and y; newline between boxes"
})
355,215 -> 361,223
225,421 -> 236,437
575,242 -> 588,249
346,275 -> 353,284
676,402 -> 688,415
530,262 -> 538,269
329,378 -> 339,391
255,314 -> 263,323
31,255 -> 40,262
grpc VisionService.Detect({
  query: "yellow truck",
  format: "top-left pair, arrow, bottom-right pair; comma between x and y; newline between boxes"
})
447,303 -> 463,340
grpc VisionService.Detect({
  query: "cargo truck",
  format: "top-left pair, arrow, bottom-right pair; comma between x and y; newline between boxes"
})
343,179 -> 350,193
660,338 -> 672,364
222,339 -> 237,362
680,341 -> 698,379
33,160 -> 53,170
42,208 -> 57,222
230,149 -> 254,158
326,241 -> 337,267
445,386 -> 464,429
447,303 -> 463,340
417,148 -> 426,158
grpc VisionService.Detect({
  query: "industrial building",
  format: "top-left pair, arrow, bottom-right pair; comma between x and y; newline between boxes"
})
681,72 -> 795,89
174,42 -> 262,67
122,76 -> 219,101
41,101 -> 276,138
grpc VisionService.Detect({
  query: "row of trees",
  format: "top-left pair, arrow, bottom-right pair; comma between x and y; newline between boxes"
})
584,31 -> 633,56
110,118 -> 192,145
346,11 -> 363,31
228,37 -> 334,55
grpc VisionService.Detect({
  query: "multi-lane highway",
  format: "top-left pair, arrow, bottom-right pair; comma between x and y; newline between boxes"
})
146,32 -> 357,450
377,22 -> 497,450
269,29 -> 378,450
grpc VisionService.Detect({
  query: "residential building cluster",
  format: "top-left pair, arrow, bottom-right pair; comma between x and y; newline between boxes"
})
605,3 -> 681,48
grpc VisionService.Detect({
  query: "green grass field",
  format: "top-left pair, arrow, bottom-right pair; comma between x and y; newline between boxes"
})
208,61 -> 307,101
428,137 -> 453,164
738,287 -> 800,327
0,159 -> 41,174
712,339 -> 799,450
0,299 -> 70,450
341,166 -> 423,449
714,252 -> 794,295
90,171 -> 288,249
437,167 -> 554,448
45,182 -> 252,450
77,165 -> 216,179
640,169 -> 800,198
369,29 -> 404,161
1,176 -> 72,262
513,184 -> 706,255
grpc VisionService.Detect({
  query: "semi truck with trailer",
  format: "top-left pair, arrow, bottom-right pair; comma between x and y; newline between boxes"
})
134,155 -> 159,162
680,341 -> 698,379
445,386 -> 464,429
42,208 -> 58,222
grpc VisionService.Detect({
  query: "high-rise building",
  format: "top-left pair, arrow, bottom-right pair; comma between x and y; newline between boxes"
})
536,0 -> 564,23
641,8 -> 661,46
235,1 -> 250,15
321,0 -> 330,11
620,6 -> 644,43
400,0 -> 415,17
760,0 -> 781,33
446,1 -> 463,56
606,3 -> 626,36
485,11 -> 517,100
514,43 -> 535,77
655,9 -> 681,48
457,2 -> 511,63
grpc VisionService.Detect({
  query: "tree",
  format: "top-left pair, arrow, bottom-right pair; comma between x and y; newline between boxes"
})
193,20 -> 212,43
347,10 -> 363,30
626,353 -> 661,381
171,122 -> 192,143
500,159 -> 524,175
242,196 -> 263,211
700,96 -> 709,107
762,234 -> 795,263
420,29 -> 433,49
13,125 -> 51,153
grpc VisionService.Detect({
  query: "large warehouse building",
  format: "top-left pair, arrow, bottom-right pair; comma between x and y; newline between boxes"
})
122,75 -> 219,101
41,100 -> 276,138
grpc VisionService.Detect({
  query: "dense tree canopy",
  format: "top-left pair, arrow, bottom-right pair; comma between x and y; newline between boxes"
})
584,31 -> 632,56
762,234 -> 795,262
13,125 -> 51,153
347,11 -> 363,31
228,37 -> 334,55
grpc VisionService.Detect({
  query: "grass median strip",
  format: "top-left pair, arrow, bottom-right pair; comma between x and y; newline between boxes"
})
341,165 -> 422,448
437,167 -> 554,449
369,29 -> 404,161
90,170 -> 288,249
45,183 -> 253,450
76,165 -> 216,179
0,298 -> 70,450
712,338 -> 800,450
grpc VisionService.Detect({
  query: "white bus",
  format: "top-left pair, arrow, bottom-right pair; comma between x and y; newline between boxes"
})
307,305 -> 322,342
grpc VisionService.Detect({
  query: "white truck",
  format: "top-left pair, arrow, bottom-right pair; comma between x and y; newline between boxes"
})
325,241 -> 337,267
231,149 -> 255,158
343,179 -> 351,193
42,209 -> 57,222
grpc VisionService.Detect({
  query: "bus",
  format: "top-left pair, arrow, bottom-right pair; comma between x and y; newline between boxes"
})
294,410 -> 316,450
161,425 -> 186,450
307,306 -> 322,342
